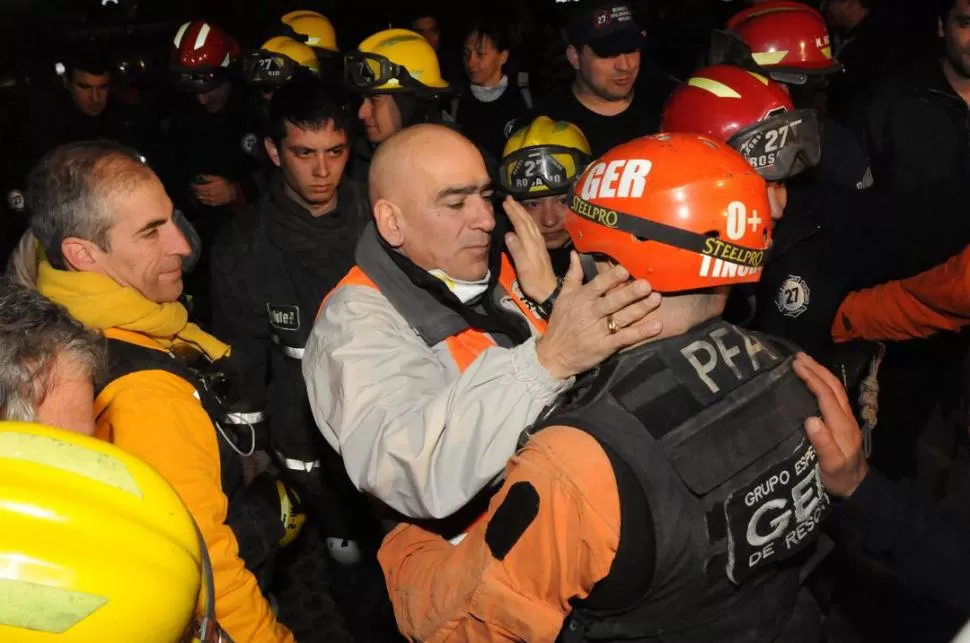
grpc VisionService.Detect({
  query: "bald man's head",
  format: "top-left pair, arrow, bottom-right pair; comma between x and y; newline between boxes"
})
369,124 -> 477,201
370,125 -> 496,281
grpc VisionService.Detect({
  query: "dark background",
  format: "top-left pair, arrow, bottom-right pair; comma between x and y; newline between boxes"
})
0,0 -> 941,133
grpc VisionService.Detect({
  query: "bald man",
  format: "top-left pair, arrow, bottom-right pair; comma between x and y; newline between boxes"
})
302,124 -> 662,524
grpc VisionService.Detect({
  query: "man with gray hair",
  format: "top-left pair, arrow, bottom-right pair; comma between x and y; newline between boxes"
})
0,277 -> 104,435
22,139 -> 301,643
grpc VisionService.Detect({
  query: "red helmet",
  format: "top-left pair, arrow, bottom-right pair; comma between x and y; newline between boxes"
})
565,133 -> 772,293
171,21 -> 240,92
661,65 -> 820,182
710,1 -> 841,86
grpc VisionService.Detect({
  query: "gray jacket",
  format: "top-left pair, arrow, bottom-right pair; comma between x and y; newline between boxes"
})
303,224 -> 571,519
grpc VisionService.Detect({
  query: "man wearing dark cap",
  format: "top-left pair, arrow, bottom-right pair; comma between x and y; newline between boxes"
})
539,0 -> 678,156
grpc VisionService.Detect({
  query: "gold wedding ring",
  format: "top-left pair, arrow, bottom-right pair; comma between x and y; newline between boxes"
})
607,314 -> 618,334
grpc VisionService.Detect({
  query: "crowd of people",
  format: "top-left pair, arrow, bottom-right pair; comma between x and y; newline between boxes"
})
2,0 -> 970,641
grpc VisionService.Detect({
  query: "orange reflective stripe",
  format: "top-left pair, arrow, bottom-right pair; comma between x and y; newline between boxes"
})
446,331 -> 496,374
320,257 -> 544,372
318,266 -> 377,318
498,254 -> 548,334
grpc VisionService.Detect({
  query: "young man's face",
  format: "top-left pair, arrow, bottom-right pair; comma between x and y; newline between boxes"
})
266,120 -> 350,212
195,81 -> 232,114
941,0 -> 970,79
68,70 -> 111,117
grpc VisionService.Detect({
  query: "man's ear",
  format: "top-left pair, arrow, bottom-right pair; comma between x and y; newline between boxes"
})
264,137 -> 282,168
499,49 -> 510,68
566,45 -> 581,72
939,17 -> 946,39
374,199 -> 405,248
60,237 -> 102,272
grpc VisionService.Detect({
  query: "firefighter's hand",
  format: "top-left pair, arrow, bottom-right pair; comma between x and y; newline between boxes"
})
536,254 -> 662,380
793,352 -> 870,499
192,175 -> 235,207
251,474 -> 307,547
504,195 -> 558,302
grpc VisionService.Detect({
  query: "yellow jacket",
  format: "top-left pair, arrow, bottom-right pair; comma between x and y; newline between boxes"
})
37,263 -> 294,643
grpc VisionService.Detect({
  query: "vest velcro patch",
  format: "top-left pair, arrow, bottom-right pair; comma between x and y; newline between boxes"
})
267,304 -> 301,332
485,482 -> 540,561
723,438 -> 830,585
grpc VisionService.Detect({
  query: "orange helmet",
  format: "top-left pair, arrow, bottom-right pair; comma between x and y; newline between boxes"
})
171,20 -> 240,92
565,133 -> 772,293
710,1 -> 841,86
661,65 -> 820,181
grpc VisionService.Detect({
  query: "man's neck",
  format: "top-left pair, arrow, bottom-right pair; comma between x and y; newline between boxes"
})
284,181 -> 339,217
942,58 -> 970,107
571,79 -> 633,117
622,292 -> 727,352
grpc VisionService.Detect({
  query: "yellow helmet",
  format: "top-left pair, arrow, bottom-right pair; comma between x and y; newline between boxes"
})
345,28 -> 449,94
282,11 -> 338,53
243,36 -> 320,87
0,422 -> 222,642
281,9 -> 324,22
500,116 -> 592,198
262,36 -> 320,71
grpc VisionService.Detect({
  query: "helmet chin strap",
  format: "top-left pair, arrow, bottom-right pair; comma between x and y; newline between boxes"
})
579,253 -> 599,284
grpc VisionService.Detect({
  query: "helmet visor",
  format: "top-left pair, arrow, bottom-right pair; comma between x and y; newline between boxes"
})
242,50 -> 298,86
344,51 -> 439,94
171,68 -> 230,93
708,30 -> 842,85
728,108 -> 821,182
500,146 -> 590,197
344,52 -> 397,91
708,29 -> 755,68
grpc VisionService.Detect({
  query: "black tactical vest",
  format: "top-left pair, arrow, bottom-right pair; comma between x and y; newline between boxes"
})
537,319 -> 828,643
95,339 -> 246,493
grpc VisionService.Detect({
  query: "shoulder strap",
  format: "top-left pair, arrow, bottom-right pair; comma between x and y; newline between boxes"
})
96,338 -> 225,428
96,338 -> 191,394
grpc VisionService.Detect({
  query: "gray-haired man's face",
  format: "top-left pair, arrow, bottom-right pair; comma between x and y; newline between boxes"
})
81,176 -> 192,304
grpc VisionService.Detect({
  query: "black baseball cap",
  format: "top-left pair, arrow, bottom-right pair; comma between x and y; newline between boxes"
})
566,1 -> 644,58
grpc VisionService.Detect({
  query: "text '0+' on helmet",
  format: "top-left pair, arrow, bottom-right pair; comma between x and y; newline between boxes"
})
281,11 -> 339,53
0,421 -> 230,642
171,20 -> 240,93
565,133 -> 772,293
709,0 -> 842,86
345,29 -> 449,96
243,36 -> 320,87
501,116 -> 592,199
661,65 -> 821,182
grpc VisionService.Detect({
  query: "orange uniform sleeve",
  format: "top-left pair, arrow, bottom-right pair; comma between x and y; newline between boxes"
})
378,426 -> 621,642
97,372 -> 294,643
833,246 -> 970,343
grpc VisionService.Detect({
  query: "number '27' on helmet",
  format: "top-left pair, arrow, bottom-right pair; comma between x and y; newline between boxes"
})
661,65 -> 821,183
